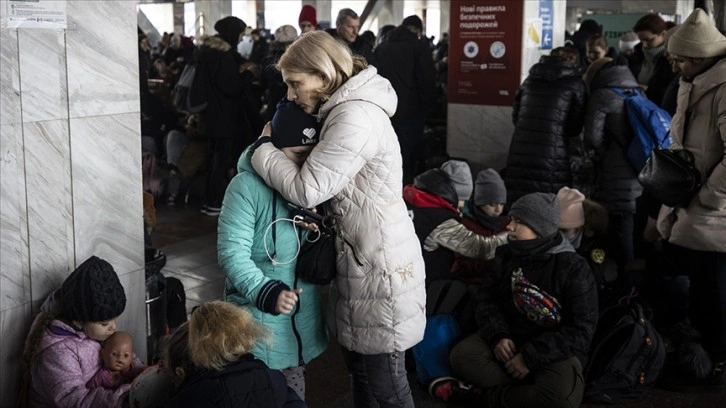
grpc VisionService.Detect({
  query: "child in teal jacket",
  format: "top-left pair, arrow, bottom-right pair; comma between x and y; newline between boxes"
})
217,100 -> 327,401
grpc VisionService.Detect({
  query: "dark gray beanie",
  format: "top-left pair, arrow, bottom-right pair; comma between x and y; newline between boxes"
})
60,256 -> 126,322
509,193 -> 560,237
474,169 -> 507,206
440,160 -> 473,201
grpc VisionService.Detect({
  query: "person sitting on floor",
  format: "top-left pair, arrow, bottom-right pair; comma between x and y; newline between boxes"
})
433,193 -> 598,407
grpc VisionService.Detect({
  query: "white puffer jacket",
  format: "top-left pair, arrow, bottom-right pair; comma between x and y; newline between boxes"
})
251,67 -> 426,354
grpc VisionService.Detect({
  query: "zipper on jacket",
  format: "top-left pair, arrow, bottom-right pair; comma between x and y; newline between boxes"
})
340,235 -> 364,267
292,274 -> 304,366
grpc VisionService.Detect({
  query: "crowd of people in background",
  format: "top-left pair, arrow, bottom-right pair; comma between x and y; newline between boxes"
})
17,4 -> 724,408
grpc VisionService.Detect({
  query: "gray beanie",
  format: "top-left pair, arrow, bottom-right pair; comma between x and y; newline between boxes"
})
509,193 -> 560,237
440,160 -> 473,201
474,169 -> 507,206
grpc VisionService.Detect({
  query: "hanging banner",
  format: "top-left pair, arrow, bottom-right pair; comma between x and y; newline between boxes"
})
5,0 -> 67,29
539,0 -> 553,50
448,0 -> 523,106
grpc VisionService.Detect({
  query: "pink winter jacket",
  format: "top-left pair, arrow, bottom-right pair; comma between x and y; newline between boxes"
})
28,318 -> 142,408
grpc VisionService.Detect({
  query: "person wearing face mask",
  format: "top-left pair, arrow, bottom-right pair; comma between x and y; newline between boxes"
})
251,31 -> 424,408
628,13 -> 676,108
217,99 -> 327,401
655,9 -> 726,387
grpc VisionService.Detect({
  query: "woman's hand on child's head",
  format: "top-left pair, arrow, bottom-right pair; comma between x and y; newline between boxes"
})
275,288 -> 302,314
504,354 -> 530,379
494,338 -> 517,362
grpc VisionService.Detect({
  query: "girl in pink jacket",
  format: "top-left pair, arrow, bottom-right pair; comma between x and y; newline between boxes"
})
21,256 -> 145,408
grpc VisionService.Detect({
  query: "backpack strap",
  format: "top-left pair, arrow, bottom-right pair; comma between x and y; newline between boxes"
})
271,192 -> 277,260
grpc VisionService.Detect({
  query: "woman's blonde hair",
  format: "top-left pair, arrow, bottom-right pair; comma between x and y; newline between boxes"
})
188,301 -> 267,371
277,31 -> 368,102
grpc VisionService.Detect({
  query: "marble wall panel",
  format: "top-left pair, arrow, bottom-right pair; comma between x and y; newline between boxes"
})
24,120 -> 75,303
70,113 -> 144,275
0,18 -> 21,126
0,303 -> 33,408
17,30 -> 68,123
117,269 -> 148,363
65,1 -> 140,118
0,123 -> 30,311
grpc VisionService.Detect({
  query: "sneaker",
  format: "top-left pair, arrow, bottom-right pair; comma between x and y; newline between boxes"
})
202,205 -> 221,216
429,377 -> 483,405
167,194 -> 176,206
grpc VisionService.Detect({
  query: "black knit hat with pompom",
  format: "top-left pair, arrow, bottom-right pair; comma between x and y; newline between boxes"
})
60,256 -> 126,322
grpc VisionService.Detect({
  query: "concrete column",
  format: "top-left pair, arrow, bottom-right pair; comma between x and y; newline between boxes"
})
0,1 -> 144,405
195,0 -> 232,38
315,0 -> 332,29
440,0 -> 450,35
378,0 -> 405,27
173,2 -> 185,34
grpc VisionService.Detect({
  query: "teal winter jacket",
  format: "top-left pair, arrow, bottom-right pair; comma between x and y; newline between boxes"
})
218,145 -> 328,369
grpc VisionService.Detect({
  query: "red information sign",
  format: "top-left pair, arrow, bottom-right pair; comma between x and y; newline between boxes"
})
448,0 -> 524,106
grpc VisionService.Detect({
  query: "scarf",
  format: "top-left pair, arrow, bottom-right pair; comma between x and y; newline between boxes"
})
508,232 -> 562,257
473,205 -> 508,231
637,43 -> 665,85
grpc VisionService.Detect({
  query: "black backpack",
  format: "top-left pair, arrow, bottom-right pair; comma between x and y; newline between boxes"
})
584,302 -> 666,405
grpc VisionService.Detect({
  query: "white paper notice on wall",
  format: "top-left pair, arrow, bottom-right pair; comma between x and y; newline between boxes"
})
5,0 -> 67,29
525,18 -> 543,49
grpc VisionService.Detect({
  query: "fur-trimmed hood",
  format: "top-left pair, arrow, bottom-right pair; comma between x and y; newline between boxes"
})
198,35 -> 232,52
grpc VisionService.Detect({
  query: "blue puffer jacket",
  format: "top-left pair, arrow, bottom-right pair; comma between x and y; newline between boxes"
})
218,145 -> 328,369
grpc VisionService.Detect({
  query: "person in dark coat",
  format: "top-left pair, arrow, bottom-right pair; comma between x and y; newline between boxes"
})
439,193 -> 598,407
326,8 -> 375,65
165,301 -> 306,408
504,47 -> 587,204
628,13 -> 675,107
195,16 -> 255,215
260,25 -> 298,123
582,57 -> 643,267
570,19 -> 602,69
374,15 -> 436,184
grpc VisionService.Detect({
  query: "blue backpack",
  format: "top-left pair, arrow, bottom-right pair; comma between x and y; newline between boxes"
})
610,88 -> 672,171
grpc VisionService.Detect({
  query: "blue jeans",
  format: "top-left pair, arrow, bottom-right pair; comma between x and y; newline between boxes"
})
341,346 -> 415,408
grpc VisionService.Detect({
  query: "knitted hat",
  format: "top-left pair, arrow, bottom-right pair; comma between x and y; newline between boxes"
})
668,8 -> 726,58
298,5 -> 317,27
618,32 -> 640,53
440,160 -> 473,201
474,169 -> 506,206
271,99 -> 320,148
214,16 -> 247,47
402,15 -> 423,31
413,168 -> 458,208
509,193 -> 560,237
60,256 -> 126,322
275,25 -> 298,43
557,187 -> 585,229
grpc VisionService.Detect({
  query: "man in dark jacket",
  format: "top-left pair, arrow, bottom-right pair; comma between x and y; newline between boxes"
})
375,15 -> 437,184
196,16 -> 256,216
326,8 -> 375,65
504,47 -> 587,204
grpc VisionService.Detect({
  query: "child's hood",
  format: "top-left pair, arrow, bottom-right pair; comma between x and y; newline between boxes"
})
37,318 -> 94,355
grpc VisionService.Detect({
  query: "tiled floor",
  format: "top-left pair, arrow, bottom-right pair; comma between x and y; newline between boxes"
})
154,200 -> 725,408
